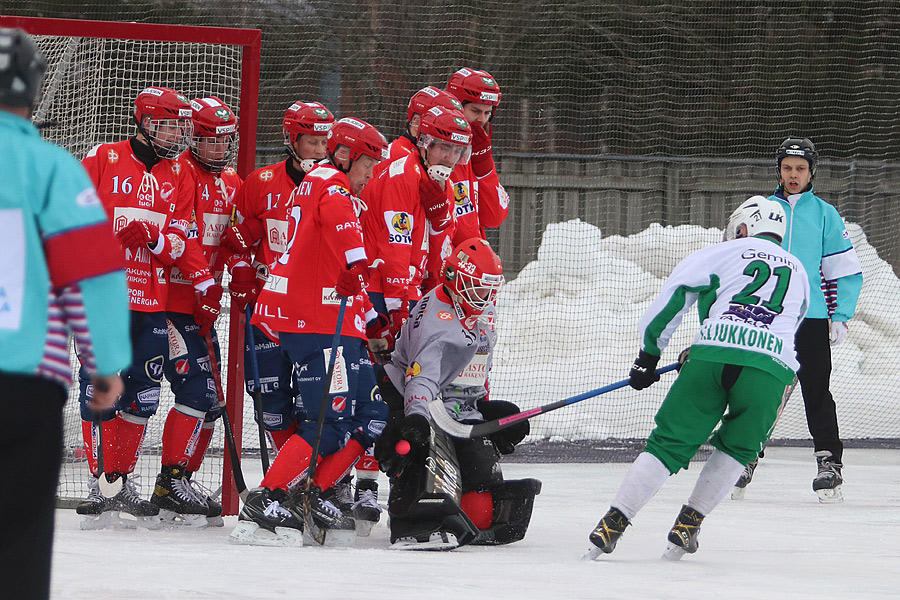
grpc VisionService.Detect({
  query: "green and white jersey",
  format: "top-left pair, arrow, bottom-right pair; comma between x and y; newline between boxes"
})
639,236 -> 810,384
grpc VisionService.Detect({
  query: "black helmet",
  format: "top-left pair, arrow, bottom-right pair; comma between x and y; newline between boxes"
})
0,28 -> 47,109
775,137 -> 818,181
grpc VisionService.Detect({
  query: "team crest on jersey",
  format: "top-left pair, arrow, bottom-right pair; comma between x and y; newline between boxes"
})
385,211 -> 413,245
259,170 -> 274,181
107,149 -> 119,164
405,362 -> 422,383
327,184 -> 352,198
171,162 -> 181,175
145,355 -> 165,382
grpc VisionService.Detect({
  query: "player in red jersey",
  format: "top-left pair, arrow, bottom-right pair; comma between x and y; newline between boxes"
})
151,96 -> 242,526
76,86 -> 194,527
221,101 -> 335,454
231,118 -> 390,545
384,86 -> 464,164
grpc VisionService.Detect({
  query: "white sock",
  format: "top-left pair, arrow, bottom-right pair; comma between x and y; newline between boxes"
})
687,448 -> 745,516
611,452 -> 671,521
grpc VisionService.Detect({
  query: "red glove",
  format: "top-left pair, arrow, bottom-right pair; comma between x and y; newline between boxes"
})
194,284 -> 223,336
221,221 -> 262,254
388,306 -> 409,338
420,176 -> 453,233
229,264 -> 260,310
116,220 -> 160,251
365,314 -> 395,365
335,262 -> 368,298
469,121 -> 494,178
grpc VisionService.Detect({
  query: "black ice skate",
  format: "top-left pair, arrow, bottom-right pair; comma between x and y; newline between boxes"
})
185,470 -> 224,527
331,475 -> 354,513
390,530 -> 460,551
151,465 -> 209,527
731,459 -> 758,501
584,507 -> 630,560
663,504 -> 705,561
812,451 -> 844,504
112,473 -> 161,529
298,487 -> 356,547
351,477 -> 382,537
76,476 -> 117,530
230,487 -> 305,547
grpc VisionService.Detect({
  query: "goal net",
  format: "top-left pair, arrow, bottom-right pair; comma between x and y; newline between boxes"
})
1,16 -> 261,514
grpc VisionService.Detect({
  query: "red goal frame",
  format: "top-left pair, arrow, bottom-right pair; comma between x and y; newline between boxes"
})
1,15 -> 261,515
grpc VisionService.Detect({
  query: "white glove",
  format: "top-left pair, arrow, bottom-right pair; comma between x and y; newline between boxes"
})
830,321 -> 848,346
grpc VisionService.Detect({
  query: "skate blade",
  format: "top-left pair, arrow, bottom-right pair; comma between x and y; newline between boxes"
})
662,542 -> 687,561
206,515 -> 225,528
159,509 -> 208,528
581,546 -> 605,561
731,486 -> 747,501
303,527 -> 356,547
389,532 -> 459,551
354,518 -> 378,537
816,486 -> 844,504
79,511 -> 113,530
228,521 -> 304,547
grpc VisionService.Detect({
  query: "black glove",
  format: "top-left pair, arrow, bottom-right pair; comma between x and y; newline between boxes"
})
629,350 -> 660,390
400,414 -> 431,446
478,399 -> 529,455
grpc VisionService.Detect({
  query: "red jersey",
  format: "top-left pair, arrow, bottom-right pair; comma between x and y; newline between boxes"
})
167,151 -> 243,314
232,159 -> 301,269
252,164 -> 368,339
361,154 -> 436,307
385,135 -> 417,166
449,161 -> 509,245
82,139 -> 192,313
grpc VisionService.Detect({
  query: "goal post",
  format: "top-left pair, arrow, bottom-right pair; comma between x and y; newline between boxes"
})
1,15 -> 261,515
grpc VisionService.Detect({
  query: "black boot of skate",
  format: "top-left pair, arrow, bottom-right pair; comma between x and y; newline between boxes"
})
298,487 -> 356,547
351,477 -> 382,537
151,465 -> 209,527
731,459 -> 758,501
229,487 -> 304,547
112,473 -> 161,529
586,507 -> 630,559
663,504 -> 705,560
812,451 -> 844,503
185,470 -> 224,527
76,476 -> 117,529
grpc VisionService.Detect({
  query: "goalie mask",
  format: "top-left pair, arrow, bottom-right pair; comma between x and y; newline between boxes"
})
776,137 -> 818,181
326,117 -> 389,170
134,86 -> 192,159
417,107 -> 473,181
283,101 -> 334,171
447,67 -> 502,107
441,237 -> 504,318
190,96 -> 238,173
0,28 -> 47,109
724,196 -> 787,243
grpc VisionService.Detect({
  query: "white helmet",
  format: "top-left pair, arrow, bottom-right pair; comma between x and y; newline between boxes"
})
724,196 -> 787,242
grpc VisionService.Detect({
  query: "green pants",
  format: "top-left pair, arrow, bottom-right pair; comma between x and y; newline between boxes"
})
645,358 -> 789,474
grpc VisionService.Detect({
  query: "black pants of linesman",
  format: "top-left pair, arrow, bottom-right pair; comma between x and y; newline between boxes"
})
795,318 -> 842,463
0,372 -> 66,600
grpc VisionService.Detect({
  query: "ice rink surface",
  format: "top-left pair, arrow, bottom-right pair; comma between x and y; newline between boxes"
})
50,446 -> 898,600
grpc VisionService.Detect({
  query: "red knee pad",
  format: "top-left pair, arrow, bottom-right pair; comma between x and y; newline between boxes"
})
111,414 -> 147,475
161,407 -> 205,468
185,421 -> 215,472
461,490 -> 494,530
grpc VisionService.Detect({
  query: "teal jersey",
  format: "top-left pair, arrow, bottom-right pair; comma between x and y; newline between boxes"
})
0,110 -> 131,379
639,236 -> 810,384
769,189 -> 863,321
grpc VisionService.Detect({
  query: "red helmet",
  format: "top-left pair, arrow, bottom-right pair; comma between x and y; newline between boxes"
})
326,117 -> 389,163
133,86 -> 192,159
440,238 -> 504,317
418,107 -> 473,166
447,68 -> 501,107
189,96 -> 238,173
406,86 -> 464,123
283,101 -> 334,141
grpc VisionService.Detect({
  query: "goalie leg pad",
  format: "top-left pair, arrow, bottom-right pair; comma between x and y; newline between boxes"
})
471,478 -> 543,545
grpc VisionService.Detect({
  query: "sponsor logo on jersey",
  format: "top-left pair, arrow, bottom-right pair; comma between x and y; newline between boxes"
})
722,303 -> 776,327
332,396 -> 347,412
137,387 -> 160,405
75,187 -> 100,207
405,362 -> 422,383
322,288 -> 354,306
354,314 -> 365,333
106,149 -> 119,163
175,359 -> 190,375
145,356 -> 165,382
328,184 -> 352,197
202,213 -> 230,246
842,228 -> 850,240
263,413 -> 282,427
207,380 -> 217,392
266,218 -> 288,253
437,310 -> 453,321
368,419 -> 386,437
498,184 -> 510,210
171,162 -> 181,175
197,355 -> 211,373
324,346 -> 350,394
385,211 -> 413,245
259,169 -> 274,181
160,181 -> 175,201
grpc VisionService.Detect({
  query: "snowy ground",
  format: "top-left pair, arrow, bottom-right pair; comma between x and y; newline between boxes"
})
51,446 -> 899,600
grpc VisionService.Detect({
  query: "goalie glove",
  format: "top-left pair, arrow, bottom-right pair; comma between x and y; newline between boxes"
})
400,414 -> 431,447
628,350 -> 660,390
116,220 -> 161,252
